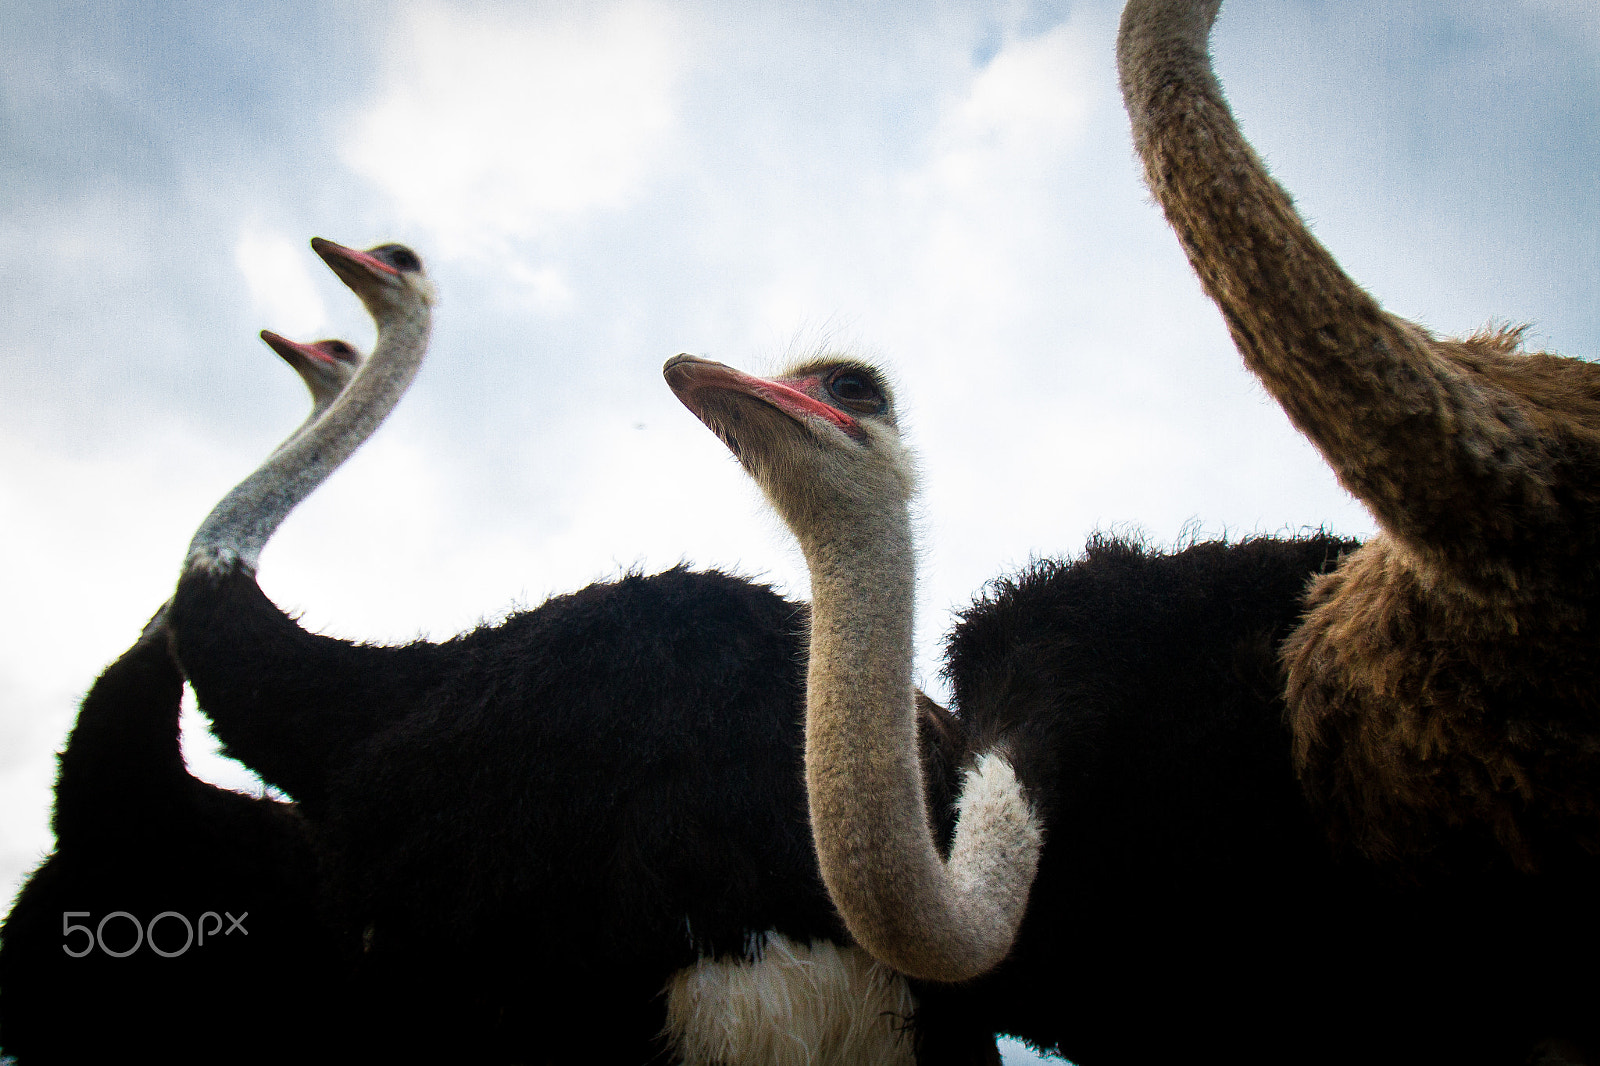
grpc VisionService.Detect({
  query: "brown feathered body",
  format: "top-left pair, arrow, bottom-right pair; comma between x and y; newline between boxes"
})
1118,0 -> 1600,877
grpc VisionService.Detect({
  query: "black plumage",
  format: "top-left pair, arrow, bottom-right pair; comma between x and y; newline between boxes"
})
927,534 -> 1598,1064
0,619 -> 347,1063
170,563 -> 861,1062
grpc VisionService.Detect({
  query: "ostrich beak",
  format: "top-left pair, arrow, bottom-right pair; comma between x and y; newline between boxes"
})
664,354 -> 862,438
311,237 -> 400,292
260,330 -> 336,367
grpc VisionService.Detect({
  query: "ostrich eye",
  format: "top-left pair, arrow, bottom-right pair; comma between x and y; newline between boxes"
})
370,244 -> 423,273
826,369 -> 887,415
325,340 -> 359,364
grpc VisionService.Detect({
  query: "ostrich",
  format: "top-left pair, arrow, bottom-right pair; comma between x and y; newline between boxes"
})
166,242 -> 984,1064
666,351 -> 1600,1063
185,240 -> 430,577
1117,0 -> 1600,878
0,331 -> 367,1064
665,355 -> 1042,984
260,332 -> 363,454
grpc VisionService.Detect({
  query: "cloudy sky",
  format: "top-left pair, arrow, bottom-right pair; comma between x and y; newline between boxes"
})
1,0 -> 1595,1058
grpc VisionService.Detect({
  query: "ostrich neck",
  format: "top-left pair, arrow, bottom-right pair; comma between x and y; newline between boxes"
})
54,612 -> 187,832
267,390 -> 341,460
802,512 -> 921,858
1117,0 -> 1570,590
798,500 -> 1036,982
185,300 -> 429,573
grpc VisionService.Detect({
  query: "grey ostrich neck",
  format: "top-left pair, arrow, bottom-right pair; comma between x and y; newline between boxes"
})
185,297 -> 428,575
267,348 -> 359,459
788,442 -> 1038,985
801,504 -> 920,863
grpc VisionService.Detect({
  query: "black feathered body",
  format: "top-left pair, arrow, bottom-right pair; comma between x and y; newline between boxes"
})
927,534 -> 1600,1064
159,528 -> 1599,1063
0,631 -> 346,1064
171,564 -> 854,1063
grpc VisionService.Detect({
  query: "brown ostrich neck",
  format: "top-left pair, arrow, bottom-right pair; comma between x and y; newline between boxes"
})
1117,0 -> 1569,593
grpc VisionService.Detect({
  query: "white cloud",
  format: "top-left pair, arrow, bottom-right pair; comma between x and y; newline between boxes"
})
927,21 -> 1098,193
234,226 -> 331,338
343,0 -> 688,255
506,262 -> 575,312
895,18 -> 1103,330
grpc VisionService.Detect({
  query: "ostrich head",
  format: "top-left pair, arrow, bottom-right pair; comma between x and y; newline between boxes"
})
260,333 -> 362,412
663,353 -> 917,542
310,239 -> 436,320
